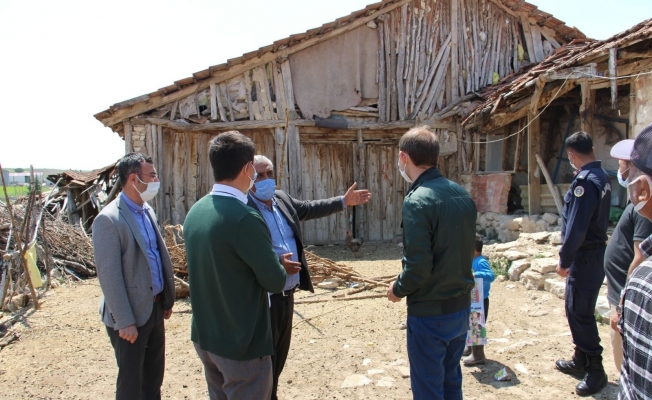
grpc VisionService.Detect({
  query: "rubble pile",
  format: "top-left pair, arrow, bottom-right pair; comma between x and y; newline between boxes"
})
477,211 -> 563,243
483,231 -> 610,322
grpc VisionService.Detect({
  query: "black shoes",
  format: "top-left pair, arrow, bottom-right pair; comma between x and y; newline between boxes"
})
556,348 -> 607,396
575,355 -> 608,397
555,347 -> 587,379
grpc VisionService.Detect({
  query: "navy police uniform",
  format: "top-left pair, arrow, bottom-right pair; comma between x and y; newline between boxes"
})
560,161 -> 611,356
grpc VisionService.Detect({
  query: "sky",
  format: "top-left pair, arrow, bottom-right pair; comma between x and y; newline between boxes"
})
0,0 -> 650,170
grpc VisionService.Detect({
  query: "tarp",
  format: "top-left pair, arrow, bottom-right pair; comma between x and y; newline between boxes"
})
25,242 -> 43,288
289,25 -> 379,119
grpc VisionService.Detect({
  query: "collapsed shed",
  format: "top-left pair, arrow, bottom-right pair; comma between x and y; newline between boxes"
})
46,163 -> 119,233
460,18 -> 652,215
94,0 -> 584,244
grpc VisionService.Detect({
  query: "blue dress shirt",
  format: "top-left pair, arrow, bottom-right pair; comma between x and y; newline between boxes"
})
121,193 -> 164,296
251,196 -> 300,292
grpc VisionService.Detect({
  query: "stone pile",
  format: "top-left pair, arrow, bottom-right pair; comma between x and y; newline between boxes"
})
476,212 -> 562,244
483,232 -> 610,323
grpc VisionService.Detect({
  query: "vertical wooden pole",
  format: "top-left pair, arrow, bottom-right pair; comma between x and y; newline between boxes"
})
629,86 -> 637,138
157,126 -> 165,220
209,83 -> 218,121
40,221 -> 52,289
356,129 -> 366,240
519,14 -> 535,64
527,111 -> 541,215
450,0 -> 460,103
0,163 -> 39,310
124,120 -> 133,154
580,82 -> 595,133
609,48 -> 618,110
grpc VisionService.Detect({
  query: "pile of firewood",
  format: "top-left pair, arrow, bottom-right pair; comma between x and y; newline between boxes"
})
162,224 -> 393,298
162,225 -> 189,298
0,163 -> 99,314
304,251 -> 393,295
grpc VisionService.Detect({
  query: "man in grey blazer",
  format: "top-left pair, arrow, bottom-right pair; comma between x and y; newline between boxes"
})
92,153 -> 175,400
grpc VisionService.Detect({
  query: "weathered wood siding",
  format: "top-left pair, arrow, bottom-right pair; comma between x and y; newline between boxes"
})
364,143 -> 407,241
299,142 -> 354,244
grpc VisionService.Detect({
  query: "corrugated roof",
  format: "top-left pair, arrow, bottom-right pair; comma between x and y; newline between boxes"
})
94,0 -> 585,128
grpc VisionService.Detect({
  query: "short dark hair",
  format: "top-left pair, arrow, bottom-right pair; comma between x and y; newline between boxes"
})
399,126 -> 439,167
209,131 -> 256,182
117,153 -> 153,186
475,234 -> 483,253
565,131 -> 593,155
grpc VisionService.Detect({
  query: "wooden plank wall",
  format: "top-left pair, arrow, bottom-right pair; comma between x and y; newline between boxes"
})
364,143 -> 407,241
300,142 -> 354,244
376,0 -> 521,121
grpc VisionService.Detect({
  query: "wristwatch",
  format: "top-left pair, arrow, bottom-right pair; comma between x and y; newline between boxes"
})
616,305 -> 623,315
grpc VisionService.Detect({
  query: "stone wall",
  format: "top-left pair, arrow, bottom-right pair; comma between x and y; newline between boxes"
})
471,173 -> 511,214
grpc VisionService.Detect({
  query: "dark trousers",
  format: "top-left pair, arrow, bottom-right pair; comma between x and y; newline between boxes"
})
484,297 -> 490,322
565,284 -> 602,355
565,248 -> 605,356
407,308 -> 471,400
106,301 -> 165,400
269,292 -> 294,400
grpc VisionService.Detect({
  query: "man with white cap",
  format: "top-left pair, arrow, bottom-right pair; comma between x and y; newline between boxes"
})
603,139 -> 652,374
616,123 -> 652,399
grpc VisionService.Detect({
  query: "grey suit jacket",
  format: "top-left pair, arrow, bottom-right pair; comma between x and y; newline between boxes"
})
247,190 -> 344,293
92,195 -> 175,330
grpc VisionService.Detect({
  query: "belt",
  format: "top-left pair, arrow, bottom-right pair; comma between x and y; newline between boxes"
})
272,287 -> 296,297
579,242 -> 607,251
154,294 -> 161,303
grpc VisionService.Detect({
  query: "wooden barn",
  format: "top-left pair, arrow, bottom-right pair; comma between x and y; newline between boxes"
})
94,0 -> 584,244
459,18 -> 652,216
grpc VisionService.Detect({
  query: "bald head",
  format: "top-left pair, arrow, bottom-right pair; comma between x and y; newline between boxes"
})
253,155 -> 275,183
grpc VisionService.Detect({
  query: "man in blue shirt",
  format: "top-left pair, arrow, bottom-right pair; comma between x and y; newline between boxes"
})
247,155 -> 371,400
92,153 -> 175,399
554,132 -> 610,397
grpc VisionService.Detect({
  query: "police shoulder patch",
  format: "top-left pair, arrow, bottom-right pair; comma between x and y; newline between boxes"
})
574,186 -> 585,197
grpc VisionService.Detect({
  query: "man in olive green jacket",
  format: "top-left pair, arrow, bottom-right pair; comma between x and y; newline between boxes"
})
184,131 -> 286,400
388,126 -> 476,400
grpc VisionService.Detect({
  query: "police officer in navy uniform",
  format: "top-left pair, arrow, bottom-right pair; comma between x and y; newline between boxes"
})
554,132 -> 610,396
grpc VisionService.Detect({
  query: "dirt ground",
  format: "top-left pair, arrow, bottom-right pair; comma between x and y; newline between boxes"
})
0,243 -> 620,399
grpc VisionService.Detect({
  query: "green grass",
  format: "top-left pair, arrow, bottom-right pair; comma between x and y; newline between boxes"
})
2,185 -> 29,201
489,257 -> 511,278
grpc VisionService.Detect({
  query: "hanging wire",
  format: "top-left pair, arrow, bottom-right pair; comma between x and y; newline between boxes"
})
456,69 -> 652,145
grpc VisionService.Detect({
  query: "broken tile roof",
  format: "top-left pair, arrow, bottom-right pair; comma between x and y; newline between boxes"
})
94,0 -> 585,128
462,18 -> 652,128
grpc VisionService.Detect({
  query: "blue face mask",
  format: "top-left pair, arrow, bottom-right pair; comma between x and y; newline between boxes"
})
253,179 -> 276,201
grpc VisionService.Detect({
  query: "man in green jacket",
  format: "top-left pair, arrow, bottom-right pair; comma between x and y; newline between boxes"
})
387,126 -> 476,400
184,131 -> 287,399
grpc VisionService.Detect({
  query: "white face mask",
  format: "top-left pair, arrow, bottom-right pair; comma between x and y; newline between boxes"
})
246,164 -> 257,192
398,158 -> 412,183
617,168 -> 630,188
629,175 -> 652,214
568,153 -> 578,170
134,175 -> 160,202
